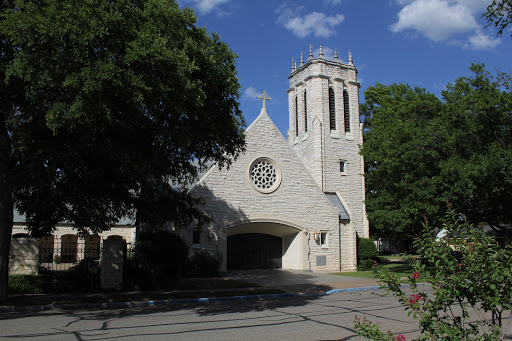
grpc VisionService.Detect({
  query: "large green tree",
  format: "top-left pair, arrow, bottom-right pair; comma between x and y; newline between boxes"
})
0,0 -> 245,301
361,64 -> 512,240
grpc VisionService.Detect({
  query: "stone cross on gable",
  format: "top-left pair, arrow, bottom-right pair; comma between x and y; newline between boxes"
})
257,90 -> 271,109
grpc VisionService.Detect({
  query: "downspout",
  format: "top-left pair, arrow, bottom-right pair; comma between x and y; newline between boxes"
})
339,217 -> 342,271
320,119 -> 325,191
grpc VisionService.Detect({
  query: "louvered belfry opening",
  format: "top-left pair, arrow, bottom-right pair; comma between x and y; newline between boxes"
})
304,90 -> 308,133
329,87 -> 336,131
343,90 -> 350,133
295,95 -> 299,136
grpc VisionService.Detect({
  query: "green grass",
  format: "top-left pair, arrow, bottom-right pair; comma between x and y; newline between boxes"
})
379,254 -> 420,260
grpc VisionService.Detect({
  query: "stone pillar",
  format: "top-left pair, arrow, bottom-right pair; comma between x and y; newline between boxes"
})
100,239 -> 125,289
9,237 -> 40,275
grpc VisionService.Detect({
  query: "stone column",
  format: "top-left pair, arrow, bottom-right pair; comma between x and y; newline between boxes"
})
100,239 -> 125,289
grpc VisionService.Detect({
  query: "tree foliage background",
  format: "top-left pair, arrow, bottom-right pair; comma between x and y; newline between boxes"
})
361,64 -> 512,239
485,0 -> 512,37
0,0 -> 246,301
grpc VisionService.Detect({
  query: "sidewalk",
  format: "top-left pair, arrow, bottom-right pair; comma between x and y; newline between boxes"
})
224,269 -> 381,295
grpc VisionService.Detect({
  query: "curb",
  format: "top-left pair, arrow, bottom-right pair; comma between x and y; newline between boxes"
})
0,284 -> 424,313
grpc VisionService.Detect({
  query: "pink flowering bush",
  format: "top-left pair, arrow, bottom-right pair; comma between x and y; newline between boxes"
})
408,294 -> 421,304
395,335 -> 406,341
354,209 -> 512,340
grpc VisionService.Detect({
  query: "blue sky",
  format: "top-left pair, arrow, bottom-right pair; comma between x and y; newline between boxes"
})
179,0 -> 512,136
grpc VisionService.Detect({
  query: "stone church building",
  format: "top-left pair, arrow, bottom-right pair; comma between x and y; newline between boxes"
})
188,47 -> 369,272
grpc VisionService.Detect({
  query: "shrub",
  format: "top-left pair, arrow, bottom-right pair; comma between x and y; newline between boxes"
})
357,259 -> 377,271
67,259 -> 101,291
132,230 -> 189,286
8,274 -> 46,294
185,250 -> 222,278
9,261 -> 101,294
358,238 -> 378,261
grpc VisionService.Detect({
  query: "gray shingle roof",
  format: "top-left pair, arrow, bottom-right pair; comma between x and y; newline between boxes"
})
324,192 -> 350,221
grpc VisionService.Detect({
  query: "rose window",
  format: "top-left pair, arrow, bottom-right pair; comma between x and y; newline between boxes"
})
248,157 -> 281,193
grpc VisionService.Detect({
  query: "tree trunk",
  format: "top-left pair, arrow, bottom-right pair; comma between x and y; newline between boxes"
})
0,118 -> 13,303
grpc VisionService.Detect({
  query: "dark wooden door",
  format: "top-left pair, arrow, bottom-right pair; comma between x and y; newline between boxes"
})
227,233 -> 282,269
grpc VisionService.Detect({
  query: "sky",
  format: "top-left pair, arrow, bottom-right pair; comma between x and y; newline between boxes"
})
178,0 -> 512,137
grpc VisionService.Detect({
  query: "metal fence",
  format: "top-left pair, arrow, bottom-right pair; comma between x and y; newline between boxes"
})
39,241 -> 101,272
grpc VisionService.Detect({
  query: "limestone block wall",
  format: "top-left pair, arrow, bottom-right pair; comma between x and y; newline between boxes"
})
191,109 -> 342,272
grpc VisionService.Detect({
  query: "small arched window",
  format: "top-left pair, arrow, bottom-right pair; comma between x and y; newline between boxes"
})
304,90 -> 308,133
295,95 -> 299,137
343,90 -> 350,133
329,87 -> 336,131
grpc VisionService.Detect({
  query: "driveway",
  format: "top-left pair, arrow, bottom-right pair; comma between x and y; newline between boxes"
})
223,269 -> 381,294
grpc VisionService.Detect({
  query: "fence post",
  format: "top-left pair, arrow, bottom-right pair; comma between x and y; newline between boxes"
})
9,237 -> 40,275
100,239 -> 126,289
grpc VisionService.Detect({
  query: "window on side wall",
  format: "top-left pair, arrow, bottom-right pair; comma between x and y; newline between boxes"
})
339,160 -> 346,175
320,232 -> 328,247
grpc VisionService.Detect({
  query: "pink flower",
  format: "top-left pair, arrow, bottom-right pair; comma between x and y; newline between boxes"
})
412,272 -> 420,280
409,294 -> 421,304
396,335 -> 406,341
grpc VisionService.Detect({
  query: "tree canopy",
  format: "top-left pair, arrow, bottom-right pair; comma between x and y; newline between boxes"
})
0,0 -> 245,301
361,64 -> 512,239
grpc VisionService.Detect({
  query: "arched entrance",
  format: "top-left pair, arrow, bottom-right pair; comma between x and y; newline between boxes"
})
226,222 -> 304,270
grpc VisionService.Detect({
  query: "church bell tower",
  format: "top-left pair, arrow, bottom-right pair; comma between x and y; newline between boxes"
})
287,45 -> 369,238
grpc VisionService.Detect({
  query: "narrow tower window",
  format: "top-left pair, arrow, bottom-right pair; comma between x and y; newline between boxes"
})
295,95 -> 299,137
304,90 -> 308,133
329,87 -> 336,131
343,90 -> 350,133
339,160 -> 346,174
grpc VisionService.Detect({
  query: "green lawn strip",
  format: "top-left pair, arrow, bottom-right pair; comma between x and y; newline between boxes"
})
330,264 -> 416,280
379,255 -> 403,260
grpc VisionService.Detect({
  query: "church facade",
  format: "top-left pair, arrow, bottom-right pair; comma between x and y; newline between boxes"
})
188,47 -> 369,272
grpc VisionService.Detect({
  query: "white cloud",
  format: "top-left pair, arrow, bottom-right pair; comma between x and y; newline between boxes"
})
454,0 -> 491,14
189,0 -> 230,14
468,31 -> 501,49
390,0 -> 499,49
390,0 -> 477,41
277,4 -> 344,38
244,86 -> 265,100
325,0 -> 342,4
